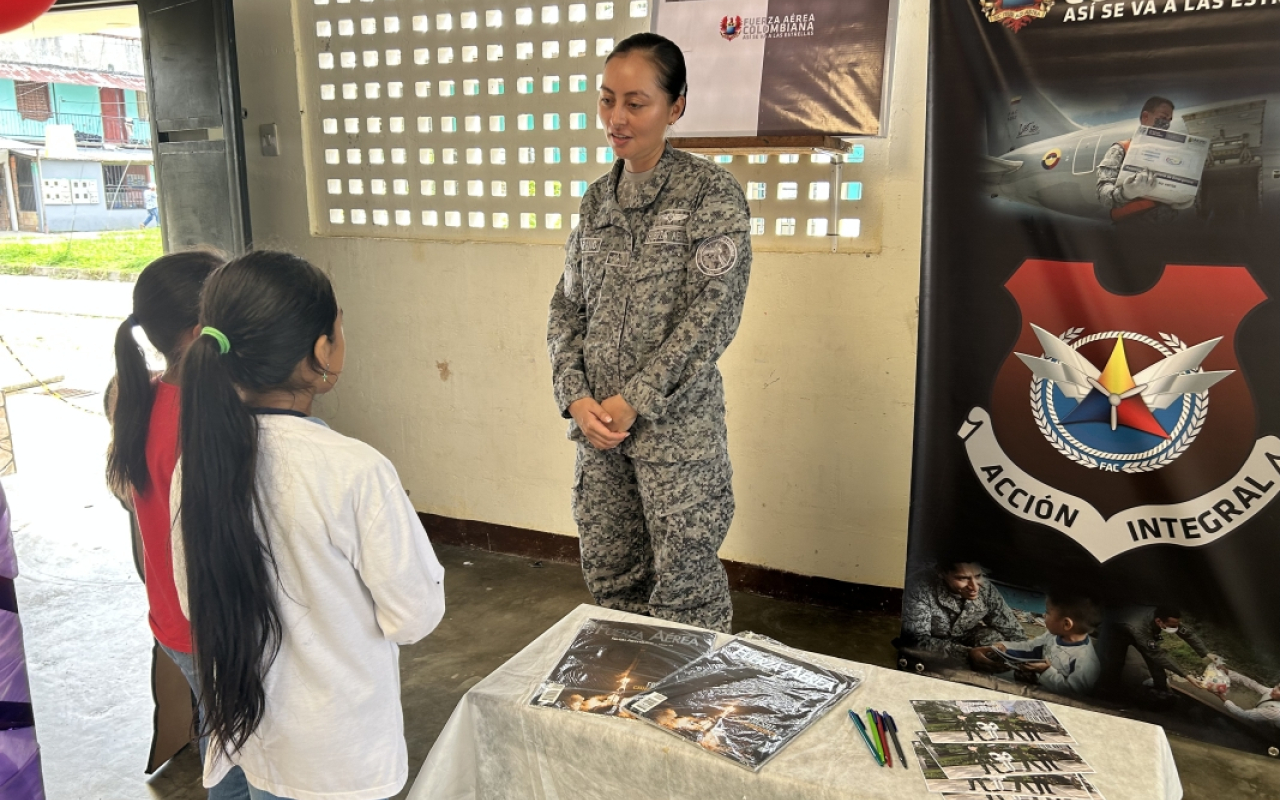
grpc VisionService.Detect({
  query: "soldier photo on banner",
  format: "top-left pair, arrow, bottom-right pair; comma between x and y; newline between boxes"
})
904,0 -> 1280,758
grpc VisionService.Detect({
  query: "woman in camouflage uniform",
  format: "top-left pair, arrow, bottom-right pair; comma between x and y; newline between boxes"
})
547,33 -> 752,633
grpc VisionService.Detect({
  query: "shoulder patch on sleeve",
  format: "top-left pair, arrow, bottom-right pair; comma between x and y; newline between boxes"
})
695,235 -> 739,277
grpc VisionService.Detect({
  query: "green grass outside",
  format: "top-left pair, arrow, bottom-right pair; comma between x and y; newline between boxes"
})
0,229 -> 163,275
1162,614 -> 1280,686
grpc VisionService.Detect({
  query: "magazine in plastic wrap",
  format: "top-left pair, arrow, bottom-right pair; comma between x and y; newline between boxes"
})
529,618 -> 717,717
625,638 -> 862,770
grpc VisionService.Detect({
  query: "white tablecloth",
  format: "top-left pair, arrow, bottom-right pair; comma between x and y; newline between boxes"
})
408,604 -> 1182,800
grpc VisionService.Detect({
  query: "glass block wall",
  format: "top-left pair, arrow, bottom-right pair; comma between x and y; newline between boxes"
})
297,0 -> 881,251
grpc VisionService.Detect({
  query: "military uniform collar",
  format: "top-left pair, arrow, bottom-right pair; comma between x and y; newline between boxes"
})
594,143 -> 677,227
933,577 -> 968,613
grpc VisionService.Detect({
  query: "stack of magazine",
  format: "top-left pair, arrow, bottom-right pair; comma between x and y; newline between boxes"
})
909,700 -> 1103,799
530,620 -> 862,770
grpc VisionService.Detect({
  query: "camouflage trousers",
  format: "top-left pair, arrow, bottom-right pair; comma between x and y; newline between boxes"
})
572,444 -> 734,633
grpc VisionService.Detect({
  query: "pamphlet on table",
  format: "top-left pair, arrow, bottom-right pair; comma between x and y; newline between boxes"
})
920,734 -> 1095,779
910,699 -> 1074,744
906,698 -> 1103,799
912,740 -> 1104,797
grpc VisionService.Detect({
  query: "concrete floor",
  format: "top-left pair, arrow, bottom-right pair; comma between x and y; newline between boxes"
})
1,274 -> 1279,798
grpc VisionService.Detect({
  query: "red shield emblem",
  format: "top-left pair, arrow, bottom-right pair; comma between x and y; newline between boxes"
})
990,260 -> 1265,518
720,15 -> 742,41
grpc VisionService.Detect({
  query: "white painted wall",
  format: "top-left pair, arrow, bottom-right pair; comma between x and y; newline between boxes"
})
230,0 -> 927,590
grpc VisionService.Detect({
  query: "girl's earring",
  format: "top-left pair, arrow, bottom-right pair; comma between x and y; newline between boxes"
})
322,362 -> 331,383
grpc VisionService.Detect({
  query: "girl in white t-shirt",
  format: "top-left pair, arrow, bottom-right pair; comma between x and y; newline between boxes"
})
171,251 -> 445,800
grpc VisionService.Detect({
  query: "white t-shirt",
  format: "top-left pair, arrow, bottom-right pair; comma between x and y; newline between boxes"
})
171,415 -> 446,800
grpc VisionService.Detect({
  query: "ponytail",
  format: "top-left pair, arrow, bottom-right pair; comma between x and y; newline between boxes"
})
177,250 -> 336,754
106,316 -> 154,496
180,333 -> 281,754
106,250 -> 224,497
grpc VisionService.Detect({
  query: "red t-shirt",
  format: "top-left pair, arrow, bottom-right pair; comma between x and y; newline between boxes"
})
130,380 -> 192,653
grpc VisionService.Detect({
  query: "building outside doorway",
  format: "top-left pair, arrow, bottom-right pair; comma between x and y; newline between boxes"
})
0,25 -> 153,233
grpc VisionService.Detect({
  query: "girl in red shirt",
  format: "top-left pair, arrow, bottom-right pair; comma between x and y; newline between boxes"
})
106,251 -> 248,799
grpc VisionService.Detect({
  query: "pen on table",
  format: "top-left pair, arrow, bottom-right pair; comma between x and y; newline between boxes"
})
848,710 -> 883,765
872,710 -> 893,768
883,711 -> 908,769
865,709 -> 886,765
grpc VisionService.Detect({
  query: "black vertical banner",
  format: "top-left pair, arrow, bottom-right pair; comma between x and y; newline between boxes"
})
906,0 -> 1280,755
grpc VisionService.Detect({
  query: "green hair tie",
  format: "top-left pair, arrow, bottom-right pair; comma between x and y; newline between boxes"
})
201,326 -> 231,355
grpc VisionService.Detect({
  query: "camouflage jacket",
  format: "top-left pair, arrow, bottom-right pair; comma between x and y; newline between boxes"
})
1108,605 -> 1208,679
901,573 -> 1024,659
547,144 -> 752,462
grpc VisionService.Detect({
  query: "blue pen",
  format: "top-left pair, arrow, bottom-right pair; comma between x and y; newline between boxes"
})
883,712 -> 909,769
848,710 -> 884,765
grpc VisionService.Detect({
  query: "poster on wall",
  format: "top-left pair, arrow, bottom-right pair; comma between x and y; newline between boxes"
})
653,0 -> 893,137
903,0 -> 1280,757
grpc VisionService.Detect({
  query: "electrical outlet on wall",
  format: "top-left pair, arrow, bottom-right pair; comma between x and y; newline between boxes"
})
260,123 -> 280,157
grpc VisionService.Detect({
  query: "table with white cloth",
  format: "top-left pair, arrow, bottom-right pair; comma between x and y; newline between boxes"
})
408,604 -> 1183,800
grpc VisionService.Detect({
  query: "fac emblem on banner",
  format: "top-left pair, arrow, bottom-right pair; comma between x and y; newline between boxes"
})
979,0 -> 1055,31
959,260 -> 1274,562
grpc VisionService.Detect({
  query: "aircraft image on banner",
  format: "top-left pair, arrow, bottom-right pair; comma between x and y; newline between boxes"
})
981,91 -> 1279,222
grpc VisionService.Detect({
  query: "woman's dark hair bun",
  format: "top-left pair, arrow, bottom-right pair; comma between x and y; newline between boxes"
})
607,32 -> 687,111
